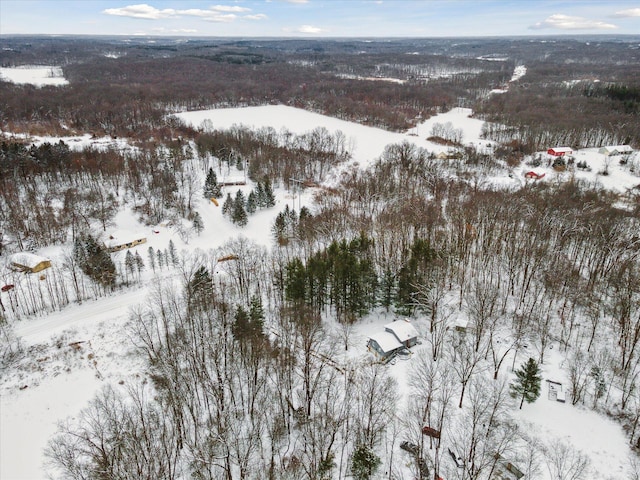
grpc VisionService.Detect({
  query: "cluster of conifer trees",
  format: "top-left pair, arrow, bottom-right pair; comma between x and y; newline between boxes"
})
221,179 -> 276,227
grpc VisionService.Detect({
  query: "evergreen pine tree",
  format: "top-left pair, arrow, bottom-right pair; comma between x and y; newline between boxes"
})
134,252 -> 144,275
168,240 -> 178,266
203,168 -> 223,198
395,239 -> 437,316
124,250 -> 136,282
232,190 -> 248,227
156,249 -> 164,269
273,211 -> 288,245
263,177 -> 276,207
232,305 -> 251,342
285,257 -> 307,304
351,444 -> 381,480
187,265 -> 214,312
297,206 -> 313,241
510,358 -> 542,409
147,246 -> 156,272
192,211 -> 204,235
249,295 -> 265,335
79,234 -> 116,289
73,237 -> 87,267
285,204 -> 298,229
246,191 -> 257,214
222,192 -> 234,217
255,181 -> 266,208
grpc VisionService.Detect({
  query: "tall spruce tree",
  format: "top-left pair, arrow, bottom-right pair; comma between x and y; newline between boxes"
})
222,192 -> 234,216
76,234 -> 116,289
186,265 -> 214,312
134,252 -> 144,275
192,211 -> 204,234
263,177 -> 276,208
255,181 -> 266,208
232,190 -> 248,227
203,168 -> 222,198
246,190 -> 257,214
510,357 -> 542,409
273,211 -> 288,245
249,295 -> 265,333
168,240 -> 178,266
351,444 -> 381,480
395,238 -> 438,316
124,250 -> 136,281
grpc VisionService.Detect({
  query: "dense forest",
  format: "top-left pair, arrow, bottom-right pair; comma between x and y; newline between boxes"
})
1,35 -> 640,480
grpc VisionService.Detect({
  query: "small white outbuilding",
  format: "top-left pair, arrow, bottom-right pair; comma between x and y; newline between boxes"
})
598,145 -> 633,156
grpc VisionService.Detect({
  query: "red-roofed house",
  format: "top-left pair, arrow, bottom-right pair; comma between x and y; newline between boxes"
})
547,147 -> 573,156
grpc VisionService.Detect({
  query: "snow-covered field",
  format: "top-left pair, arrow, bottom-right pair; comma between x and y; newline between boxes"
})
0,66 -> 68,87
2,103 -> 638,479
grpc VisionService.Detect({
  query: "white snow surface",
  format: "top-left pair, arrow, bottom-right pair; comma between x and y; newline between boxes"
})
369,330 -> 403,353
384,319 -> 419,343
510,65 -> 527,82
175,104 -> 488,180
8,252 -> 50,269
1,104 -> 637,480
0,66 -> 68,87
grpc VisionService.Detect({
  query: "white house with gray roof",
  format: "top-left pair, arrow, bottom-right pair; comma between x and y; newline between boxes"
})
367,319 -> 419,361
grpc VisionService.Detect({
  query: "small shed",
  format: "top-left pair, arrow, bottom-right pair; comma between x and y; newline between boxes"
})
367,331 -> 403,362
454,319 -> 471,333
104,231 -> 147,252
385,320 -> 419,348
599,145 -> 633,156
547,147 -> 573,156
9,253 -> 52,273
546,380 -> 565,403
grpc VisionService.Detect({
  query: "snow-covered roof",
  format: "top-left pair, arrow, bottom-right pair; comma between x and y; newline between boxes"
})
9,252 -> 50,268
547,146 -> 573,154
599,145 -> 633,155
369,331 -> 403,353
104,231 -> 146,248
385,320 -> 419,343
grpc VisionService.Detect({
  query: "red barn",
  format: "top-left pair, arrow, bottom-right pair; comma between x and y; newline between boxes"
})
547,147 -> 573,156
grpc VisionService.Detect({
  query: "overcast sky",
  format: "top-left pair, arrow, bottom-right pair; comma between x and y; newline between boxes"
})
1,0 -> 639,37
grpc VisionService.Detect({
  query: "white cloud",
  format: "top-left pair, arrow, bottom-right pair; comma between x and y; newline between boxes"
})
530,14 -> 617,30
284,0 -> 309,4
210,5 -> 251,13
103,4 -> 176,19
205,13 -> 237,22
103,4 -> 255,22
296,24 -> 326,33
614,8 -> 640,18
245,14 -> 268,20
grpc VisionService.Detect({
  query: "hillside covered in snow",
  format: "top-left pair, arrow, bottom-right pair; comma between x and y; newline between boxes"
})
1,35 -> 640,480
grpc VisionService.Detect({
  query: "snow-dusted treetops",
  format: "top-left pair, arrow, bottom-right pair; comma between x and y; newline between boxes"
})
1,36 -> 640,480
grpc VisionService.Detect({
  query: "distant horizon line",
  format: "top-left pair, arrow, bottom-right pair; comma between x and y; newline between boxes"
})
2,33 -> 640,40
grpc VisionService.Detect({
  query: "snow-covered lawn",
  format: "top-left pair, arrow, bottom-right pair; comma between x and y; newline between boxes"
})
0,66 -> 68,87
2,104 -> 638,479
